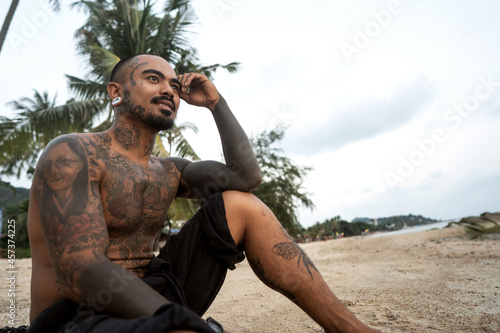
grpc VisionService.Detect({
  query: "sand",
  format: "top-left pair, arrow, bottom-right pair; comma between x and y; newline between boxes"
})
1,225 -> 499,332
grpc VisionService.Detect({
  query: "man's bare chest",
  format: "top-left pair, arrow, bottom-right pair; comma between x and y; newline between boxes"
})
99,154 -> 180,233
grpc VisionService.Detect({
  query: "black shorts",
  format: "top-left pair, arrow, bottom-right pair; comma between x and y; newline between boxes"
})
27,192 -> 245,333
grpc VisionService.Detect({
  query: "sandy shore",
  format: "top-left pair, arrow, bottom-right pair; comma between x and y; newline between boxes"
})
1,225 -> 499,332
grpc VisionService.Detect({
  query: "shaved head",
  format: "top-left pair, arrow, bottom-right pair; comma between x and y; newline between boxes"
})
110,54 -> 167,83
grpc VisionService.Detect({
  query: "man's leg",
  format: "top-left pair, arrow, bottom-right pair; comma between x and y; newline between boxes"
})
222,191 -> 379,333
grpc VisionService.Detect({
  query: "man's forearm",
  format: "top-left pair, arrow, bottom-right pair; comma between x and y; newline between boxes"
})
70,259 -> 170,319
211,94 -> 262,187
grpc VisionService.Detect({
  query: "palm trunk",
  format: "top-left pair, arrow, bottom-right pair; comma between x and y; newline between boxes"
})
0,0 -> 20,54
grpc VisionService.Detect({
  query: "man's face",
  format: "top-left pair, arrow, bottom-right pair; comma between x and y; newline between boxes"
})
119,55 -> 181,131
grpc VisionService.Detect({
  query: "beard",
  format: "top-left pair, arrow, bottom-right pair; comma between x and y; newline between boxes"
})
121,90 -> 175,131
142,111 -> 174,131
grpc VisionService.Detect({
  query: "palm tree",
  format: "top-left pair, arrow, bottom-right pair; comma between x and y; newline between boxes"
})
1,0 -> 239,176
67,0 -> 238,138
0,89 -> 96,178
250,126 -> 315,238
0,0 -> 20,54
1,0 -> 240,228
0,0 -> 60,55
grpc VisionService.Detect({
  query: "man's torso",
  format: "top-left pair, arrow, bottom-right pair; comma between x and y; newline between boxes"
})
28,132 -> 181,319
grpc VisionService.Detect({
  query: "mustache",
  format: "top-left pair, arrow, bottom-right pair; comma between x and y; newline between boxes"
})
150,96 -> 176,111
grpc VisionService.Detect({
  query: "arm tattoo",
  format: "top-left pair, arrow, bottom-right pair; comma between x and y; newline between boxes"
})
37,135 -> 108,292
272,241 -> 319,279
57,255 -> 84,291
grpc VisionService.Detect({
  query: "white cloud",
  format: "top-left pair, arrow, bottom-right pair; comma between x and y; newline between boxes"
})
283,73 -> 437,154
1,0 -> 500,228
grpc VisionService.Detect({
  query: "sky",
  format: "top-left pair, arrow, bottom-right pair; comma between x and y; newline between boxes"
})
1,0 -> 499,227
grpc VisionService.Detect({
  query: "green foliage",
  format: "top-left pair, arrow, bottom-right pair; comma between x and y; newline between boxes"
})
0,181 -> 30,256
0,0 -> 242,226
338,221 -> 373,237
156,122 -> 200,160
0,91 -> 104,178
1,0 -> 240,178
374,214 -> 438,229
251,126 -> 314,238
1,199 -> 30,250
0,180 -> 29,209
305,214 -> 440,240
305,216 -> 373,239
306,216 -> 341,239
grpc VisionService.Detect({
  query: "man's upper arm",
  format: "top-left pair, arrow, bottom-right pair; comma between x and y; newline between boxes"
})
33,134 -> 108,296
169,156 -> 260,199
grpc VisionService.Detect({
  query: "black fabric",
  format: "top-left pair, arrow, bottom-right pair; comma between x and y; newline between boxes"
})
0,327 -> 29,333
27,192 -> 245,332
141,256 -> 189,308
159,192 -> 245,315
26,300 -> 79,333
27,300 -> 214,333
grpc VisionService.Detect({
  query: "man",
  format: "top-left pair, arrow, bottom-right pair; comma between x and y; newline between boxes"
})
27,54 -> 379,332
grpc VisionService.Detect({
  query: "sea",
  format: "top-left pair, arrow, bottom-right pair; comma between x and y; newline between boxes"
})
369,220 -> 454,238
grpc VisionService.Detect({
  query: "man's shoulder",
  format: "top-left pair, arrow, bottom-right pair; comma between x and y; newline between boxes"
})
155,156 -> 193,173
48,132 -> 112,177
45,132 -> 110,147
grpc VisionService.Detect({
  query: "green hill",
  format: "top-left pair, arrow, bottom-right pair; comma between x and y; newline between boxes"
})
355,214 -> 439,229
304,214 -> 440,241
0,182 -> 30,211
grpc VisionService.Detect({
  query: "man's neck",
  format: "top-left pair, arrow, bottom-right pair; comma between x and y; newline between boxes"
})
108,117 -> 157,162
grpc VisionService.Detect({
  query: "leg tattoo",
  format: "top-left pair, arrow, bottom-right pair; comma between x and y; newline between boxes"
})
248,257 -> 299,304
272,242 -> 319,279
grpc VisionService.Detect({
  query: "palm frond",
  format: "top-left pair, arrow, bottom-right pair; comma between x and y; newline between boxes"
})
167,197 -> 199,223
2,0 -> 240,184
66,74 -> 109,100
154,134 -> 170,157
48,0 -> 61,11
157,122 -> 200,160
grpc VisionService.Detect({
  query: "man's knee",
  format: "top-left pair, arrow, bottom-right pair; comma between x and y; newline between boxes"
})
222,190 -> 271,243
222,190 -> 267,218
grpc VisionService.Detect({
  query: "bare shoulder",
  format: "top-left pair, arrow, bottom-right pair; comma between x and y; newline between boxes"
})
153,156 -> 188,183
158,156 -> 192,172
155,156 -> 192,197
36,133 -> 111,181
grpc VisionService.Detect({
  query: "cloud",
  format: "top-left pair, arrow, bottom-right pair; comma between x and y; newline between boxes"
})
283,74 -> 437,155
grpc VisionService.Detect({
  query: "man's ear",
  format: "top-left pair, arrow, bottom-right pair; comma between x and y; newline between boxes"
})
107,82 -> 122,100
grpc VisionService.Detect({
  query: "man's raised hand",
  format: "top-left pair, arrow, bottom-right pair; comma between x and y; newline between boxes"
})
178,73 -> 220,111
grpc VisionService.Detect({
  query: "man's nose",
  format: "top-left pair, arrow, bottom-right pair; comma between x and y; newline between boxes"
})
159,83 -> 174,97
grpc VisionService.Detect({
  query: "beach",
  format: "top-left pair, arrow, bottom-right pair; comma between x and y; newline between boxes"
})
1,225 -> 499,332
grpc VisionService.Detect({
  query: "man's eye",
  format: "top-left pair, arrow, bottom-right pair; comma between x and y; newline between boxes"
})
149,76 -> 159,82
172,85 -> 180,91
